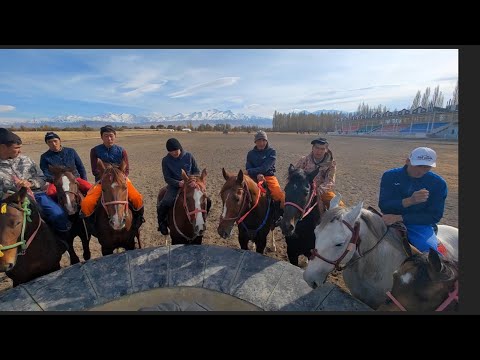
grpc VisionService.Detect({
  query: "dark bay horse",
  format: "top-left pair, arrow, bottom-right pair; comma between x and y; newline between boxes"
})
157,169 -> 210,245
280,165 -> 321,266
49,165 -> 91,264
0,187 -> 67,287
379,248 -> 459,312
217,168 -> 275,254
93,159 -> 138,255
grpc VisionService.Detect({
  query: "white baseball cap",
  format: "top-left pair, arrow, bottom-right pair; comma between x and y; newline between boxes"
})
409,147 -> 437,167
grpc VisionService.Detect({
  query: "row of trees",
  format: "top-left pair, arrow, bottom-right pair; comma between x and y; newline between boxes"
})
271,82 -> 458,132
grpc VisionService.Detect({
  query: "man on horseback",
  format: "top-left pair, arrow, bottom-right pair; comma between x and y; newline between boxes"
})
294,137 -> 343,212
379,147 -> 447,254
157,138 -> 210,235
80,125 -> 144,231
245,130 -> 285,227
0,128 -> 71,239
40,131 -> 92,199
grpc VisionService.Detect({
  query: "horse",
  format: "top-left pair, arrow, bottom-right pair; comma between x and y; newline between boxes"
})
303,195 -> 458,309
280,164 -> 320,266
49,165 -> 91,264
378,248 -> 459,312
93,159 -> 139,255
0,187 -> 67,287
157,168 -> 210,245
217,168 -> 275,254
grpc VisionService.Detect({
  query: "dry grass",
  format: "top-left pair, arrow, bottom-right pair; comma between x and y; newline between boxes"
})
14,129 -> 161,145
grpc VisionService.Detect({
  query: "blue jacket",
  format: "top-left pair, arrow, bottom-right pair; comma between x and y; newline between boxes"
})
378,165 -> 447,226
162,150 -> 199,188
245,145 -> 276,178
40,147 -> 88,181
90,144 -> 129,181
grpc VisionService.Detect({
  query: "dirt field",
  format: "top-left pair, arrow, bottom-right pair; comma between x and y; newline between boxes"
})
0,131 -> 458,295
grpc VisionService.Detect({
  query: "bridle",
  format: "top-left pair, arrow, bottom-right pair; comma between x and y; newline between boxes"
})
101,170 -> 129,221
284,181 -> 318,223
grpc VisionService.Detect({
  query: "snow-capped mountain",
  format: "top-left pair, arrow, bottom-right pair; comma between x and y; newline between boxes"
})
0,109 -> 272,127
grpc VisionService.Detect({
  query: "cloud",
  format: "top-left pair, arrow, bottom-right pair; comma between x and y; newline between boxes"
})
121,83 -> 166,98
169,77 -> 240,98
0,105 -> 15,112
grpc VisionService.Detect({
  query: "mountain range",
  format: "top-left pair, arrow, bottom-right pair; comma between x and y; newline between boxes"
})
0,108 -> 343,128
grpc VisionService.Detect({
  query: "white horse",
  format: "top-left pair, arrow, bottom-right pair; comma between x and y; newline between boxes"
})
303,195 -> 458,310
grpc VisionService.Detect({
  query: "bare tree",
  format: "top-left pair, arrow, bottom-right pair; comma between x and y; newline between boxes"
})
452,81 -> 458,106
421,87 -> 431,108
411,90 -> 421,109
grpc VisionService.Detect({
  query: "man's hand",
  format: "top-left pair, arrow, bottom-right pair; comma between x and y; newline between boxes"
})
257,174 -> 265,182
15,179 -> 32,188
404,188 -> 429,207
178,180 -> 185,188
382,214 -> 403,225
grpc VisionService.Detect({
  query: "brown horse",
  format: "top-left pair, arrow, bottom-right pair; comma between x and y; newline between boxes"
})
93,159 -> 138,255
49,165 -> 91,264
157,168 -> 210,245
217,168 -> 275,254
379,248 -> 459,312
0,187 -> 67,287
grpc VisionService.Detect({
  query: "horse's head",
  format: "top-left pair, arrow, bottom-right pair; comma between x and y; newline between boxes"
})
217,168 -> 252,239
179,168 -> 208,236
49,165 -> 81,215
303,196 -> 364,288
379,248 -> 459,312
0,187 -> 30,271
98,159 -> 129,230
280,164 -> 320,236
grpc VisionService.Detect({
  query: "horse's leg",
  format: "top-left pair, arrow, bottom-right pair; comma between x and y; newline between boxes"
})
79,218 -> 91,261
101,246 -> 114,256
66,232 -> 80,265
255,238 -> 267,254
285,235 -> 300,266
238,233 -> 249,250
192,236 -> 202,245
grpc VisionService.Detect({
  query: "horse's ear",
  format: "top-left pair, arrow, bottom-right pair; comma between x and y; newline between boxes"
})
288,164 -> 295,176
329,193 -> 342,209
97,159 -> 106,176
119,159 -> 127,174
181,169 -> 189,182
307,167 -> 320,183
236,169 -> 244,184
222,168 -> 229,180
200,168 -> 207,182
344,201 -> 363,226
7,186 -> 28,204
428,248 -> 442,273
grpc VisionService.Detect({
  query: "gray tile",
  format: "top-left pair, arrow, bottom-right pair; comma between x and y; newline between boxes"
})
128,246 -> 169,292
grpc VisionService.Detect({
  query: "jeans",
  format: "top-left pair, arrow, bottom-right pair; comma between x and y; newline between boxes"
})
34,192 -> 71,232
406,224 -> 439,254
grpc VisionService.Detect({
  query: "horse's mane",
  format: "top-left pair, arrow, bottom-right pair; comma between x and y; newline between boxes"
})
287,168 -> 308,184
318,205 -> 397,244
102,164 -> 126,184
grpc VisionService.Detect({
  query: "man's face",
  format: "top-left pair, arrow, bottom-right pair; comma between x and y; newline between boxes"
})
169,149 -> 181,158
46,138 -> 61,152
312,144 -> 328,159
4,144 -> 22,159
255,139 -> 267,150
407,160 -> 432,178
101,132 -> 116,147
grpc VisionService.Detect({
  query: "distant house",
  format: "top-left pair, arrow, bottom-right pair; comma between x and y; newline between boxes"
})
182,128 -> 192,132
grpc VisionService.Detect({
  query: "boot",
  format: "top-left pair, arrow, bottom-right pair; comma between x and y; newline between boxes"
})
132,207 -> 145,230
157,204 -> 170,235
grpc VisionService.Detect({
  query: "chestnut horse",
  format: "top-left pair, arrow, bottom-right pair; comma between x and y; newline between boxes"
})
217,168 -> 275,254
93,159 -> 138,255
49,165 -> 91,264
0,187 -> 67,287
157,168 -> 210,245
378,248 -> 458,312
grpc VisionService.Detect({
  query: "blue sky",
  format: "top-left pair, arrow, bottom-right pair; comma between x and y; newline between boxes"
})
0,49 -> 458,121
